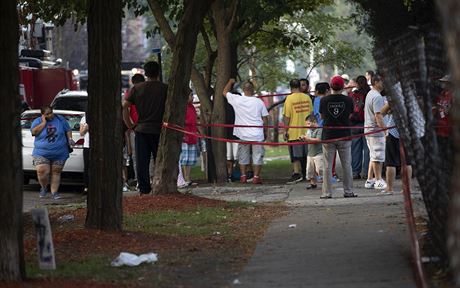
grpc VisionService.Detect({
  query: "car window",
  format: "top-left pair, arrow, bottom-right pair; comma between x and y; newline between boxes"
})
21,113 -> 40,129
52,97 -> 88,112
21,113 -> 83,131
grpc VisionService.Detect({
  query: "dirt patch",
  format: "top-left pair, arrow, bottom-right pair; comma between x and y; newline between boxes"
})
20,193 -> 287,287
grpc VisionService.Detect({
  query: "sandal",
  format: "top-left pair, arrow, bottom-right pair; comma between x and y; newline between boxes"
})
306,184 -> 317,190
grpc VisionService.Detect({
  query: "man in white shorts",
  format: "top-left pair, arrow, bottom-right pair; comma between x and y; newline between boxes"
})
223,78 -> 269,184
364,75 -> 387,189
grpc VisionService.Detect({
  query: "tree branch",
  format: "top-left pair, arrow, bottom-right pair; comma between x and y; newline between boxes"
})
225,0 -> 239,34
146,0 -> 176,48
200,25 -> 214,58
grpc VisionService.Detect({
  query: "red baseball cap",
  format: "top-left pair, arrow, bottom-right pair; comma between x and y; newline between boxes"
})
330,75 -> 345,90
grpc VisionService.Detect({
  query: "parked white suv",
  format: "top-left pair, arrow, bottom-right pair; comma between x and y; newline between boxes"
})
51,90 -> 88,112
21,109 -> 85,184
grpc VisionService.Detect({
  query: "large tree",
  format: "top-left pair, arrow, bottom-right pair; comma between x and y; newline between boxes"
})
436,0 -> 460,281
20,0 -> 124,230
148,0 -> 214,193
85,0 -> 123,229
0,0 -> 26,281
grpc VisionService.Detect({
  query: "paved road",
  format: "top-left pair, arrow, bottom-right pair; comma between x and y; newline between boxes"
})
23,180 -> 85,213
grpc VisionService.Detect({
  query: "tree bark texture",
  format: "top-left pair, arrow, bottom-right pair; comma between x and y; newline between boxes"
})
372,26 -> 451,265
85,0 -> 123,230
0,0 -> 25,281
207,0 -> 236,183
152,0 -> 214,194
436,0 -> 460,282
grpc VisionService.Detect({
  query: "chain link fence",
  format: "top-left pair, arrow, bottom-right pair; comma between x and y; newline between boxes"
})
373,26 -> 453,267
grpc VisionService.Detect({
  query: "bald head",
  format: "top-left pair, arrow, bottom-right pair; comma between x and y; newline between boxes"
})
242,81 -> 254,96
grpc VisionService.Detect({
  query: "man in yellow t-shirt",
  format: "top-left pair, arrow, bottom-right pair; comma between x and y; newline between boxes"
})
283,79 -> 313,184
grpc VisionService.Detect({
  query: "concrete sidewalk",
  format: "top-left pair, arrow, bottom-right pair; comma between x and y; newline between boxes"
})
229,179 -> 418,288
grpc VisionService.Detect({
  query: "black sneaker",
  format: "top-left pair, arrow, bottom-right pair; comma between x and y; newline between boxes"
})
343,192 -> 358,198
287,173 -> 303,184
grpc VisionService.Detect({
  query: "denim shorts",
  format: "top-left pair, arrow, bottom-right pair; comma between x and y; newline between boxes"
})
32,156 -> 66,167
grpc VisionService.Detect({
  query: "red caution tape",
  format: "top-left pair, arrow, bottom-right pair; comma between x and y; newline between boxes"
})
163,122 -> 394,146
196,123 -> 388,130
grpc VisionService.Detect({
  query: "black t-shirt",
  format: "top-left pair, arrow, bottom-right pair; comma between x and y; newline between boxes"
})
127,80 -> 168,134
319,93 -> 353,140
224,98 -> 238,140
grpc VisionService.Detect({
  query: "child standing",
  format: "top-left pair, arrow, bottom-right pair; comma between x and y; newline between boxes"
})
301,114 -> 323,189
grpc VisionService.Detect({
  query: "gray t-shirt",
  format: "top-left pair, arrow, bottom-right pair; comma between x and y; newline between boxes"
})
364,89 -> 385,137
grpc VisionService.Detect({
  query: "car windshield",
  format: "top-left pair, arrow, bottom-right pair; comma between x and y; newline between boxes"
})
21,113 -> 83,131
52,97 -> 87,112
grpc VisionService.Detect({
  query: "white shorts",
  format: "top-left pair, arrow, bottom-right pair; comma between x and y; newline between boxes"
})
366,136 -> 385,162
226,142 -> 239,161
238,144 -> 264,165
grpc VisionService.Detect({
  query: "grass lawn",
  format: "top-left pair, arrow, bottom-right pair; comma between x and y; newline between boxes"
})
22,194 -> 287,287
190,157 -> 292,183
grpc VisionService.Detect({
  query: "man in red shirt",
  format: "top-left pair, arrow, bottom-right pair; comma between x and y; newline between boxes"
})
124,73 -> 145,184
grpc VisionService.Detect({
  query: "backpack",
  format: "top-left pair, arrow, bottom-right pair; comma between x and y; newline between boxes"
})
349,91 -> 365,122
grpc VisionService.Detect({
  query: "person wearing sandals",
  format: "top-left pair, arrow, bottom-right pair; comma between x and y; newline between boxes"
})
319,76 -> 356,199
179,89 -> 198,187
300,114 -> 323,190
31,105 -> 74,200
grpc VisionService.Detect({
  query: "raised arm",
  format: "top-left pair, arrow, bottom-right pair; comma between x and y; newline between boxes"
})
223,78 -> 236,97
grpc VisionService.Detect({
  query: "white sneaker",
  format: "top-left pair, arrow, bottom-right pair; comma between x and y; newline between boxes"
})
122,184 -> 129,192
364,179 -> 375,189
373,179 -> 387,190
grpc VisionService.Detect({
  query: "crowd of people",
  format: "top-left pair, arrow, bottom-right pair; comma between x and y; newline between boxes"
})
29,59 -> 453,199
223,71 -> 453,198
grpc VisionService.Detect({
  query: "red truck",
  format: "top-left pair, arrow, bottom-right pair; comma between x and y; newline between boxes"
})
19,50 -> 78,109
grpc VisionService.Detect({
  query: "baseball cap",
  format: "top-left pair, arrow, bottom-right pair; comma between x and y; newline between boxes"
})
330,75 -> 345,90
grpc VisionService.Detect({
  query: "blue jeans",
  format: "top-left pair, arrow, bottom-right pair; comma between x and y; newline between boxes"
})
351,136 -> 363,175
362,140 -> 370,176
135,132 -> 160,194
351,136 -> 370,176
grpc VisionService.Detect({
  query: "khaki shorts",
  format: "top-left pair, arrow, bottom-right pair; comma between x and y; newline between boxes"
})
307,154 -> 323,179
366,136 -> 385,162
238,144 -> 264,165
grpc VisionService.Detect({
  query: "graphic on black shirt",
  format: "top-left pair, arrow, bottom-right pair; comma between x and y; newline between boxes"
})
327,102 -> 345,118
45,125 -> 58,143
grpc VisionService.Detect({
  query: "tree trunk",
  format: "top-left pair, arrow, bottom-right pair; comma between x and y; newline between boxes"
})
152,0 -> 214,194
208,0 -> 233,183
0,0 -> 25,281
436,0 -> 460,281
85,0 -> 123,230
